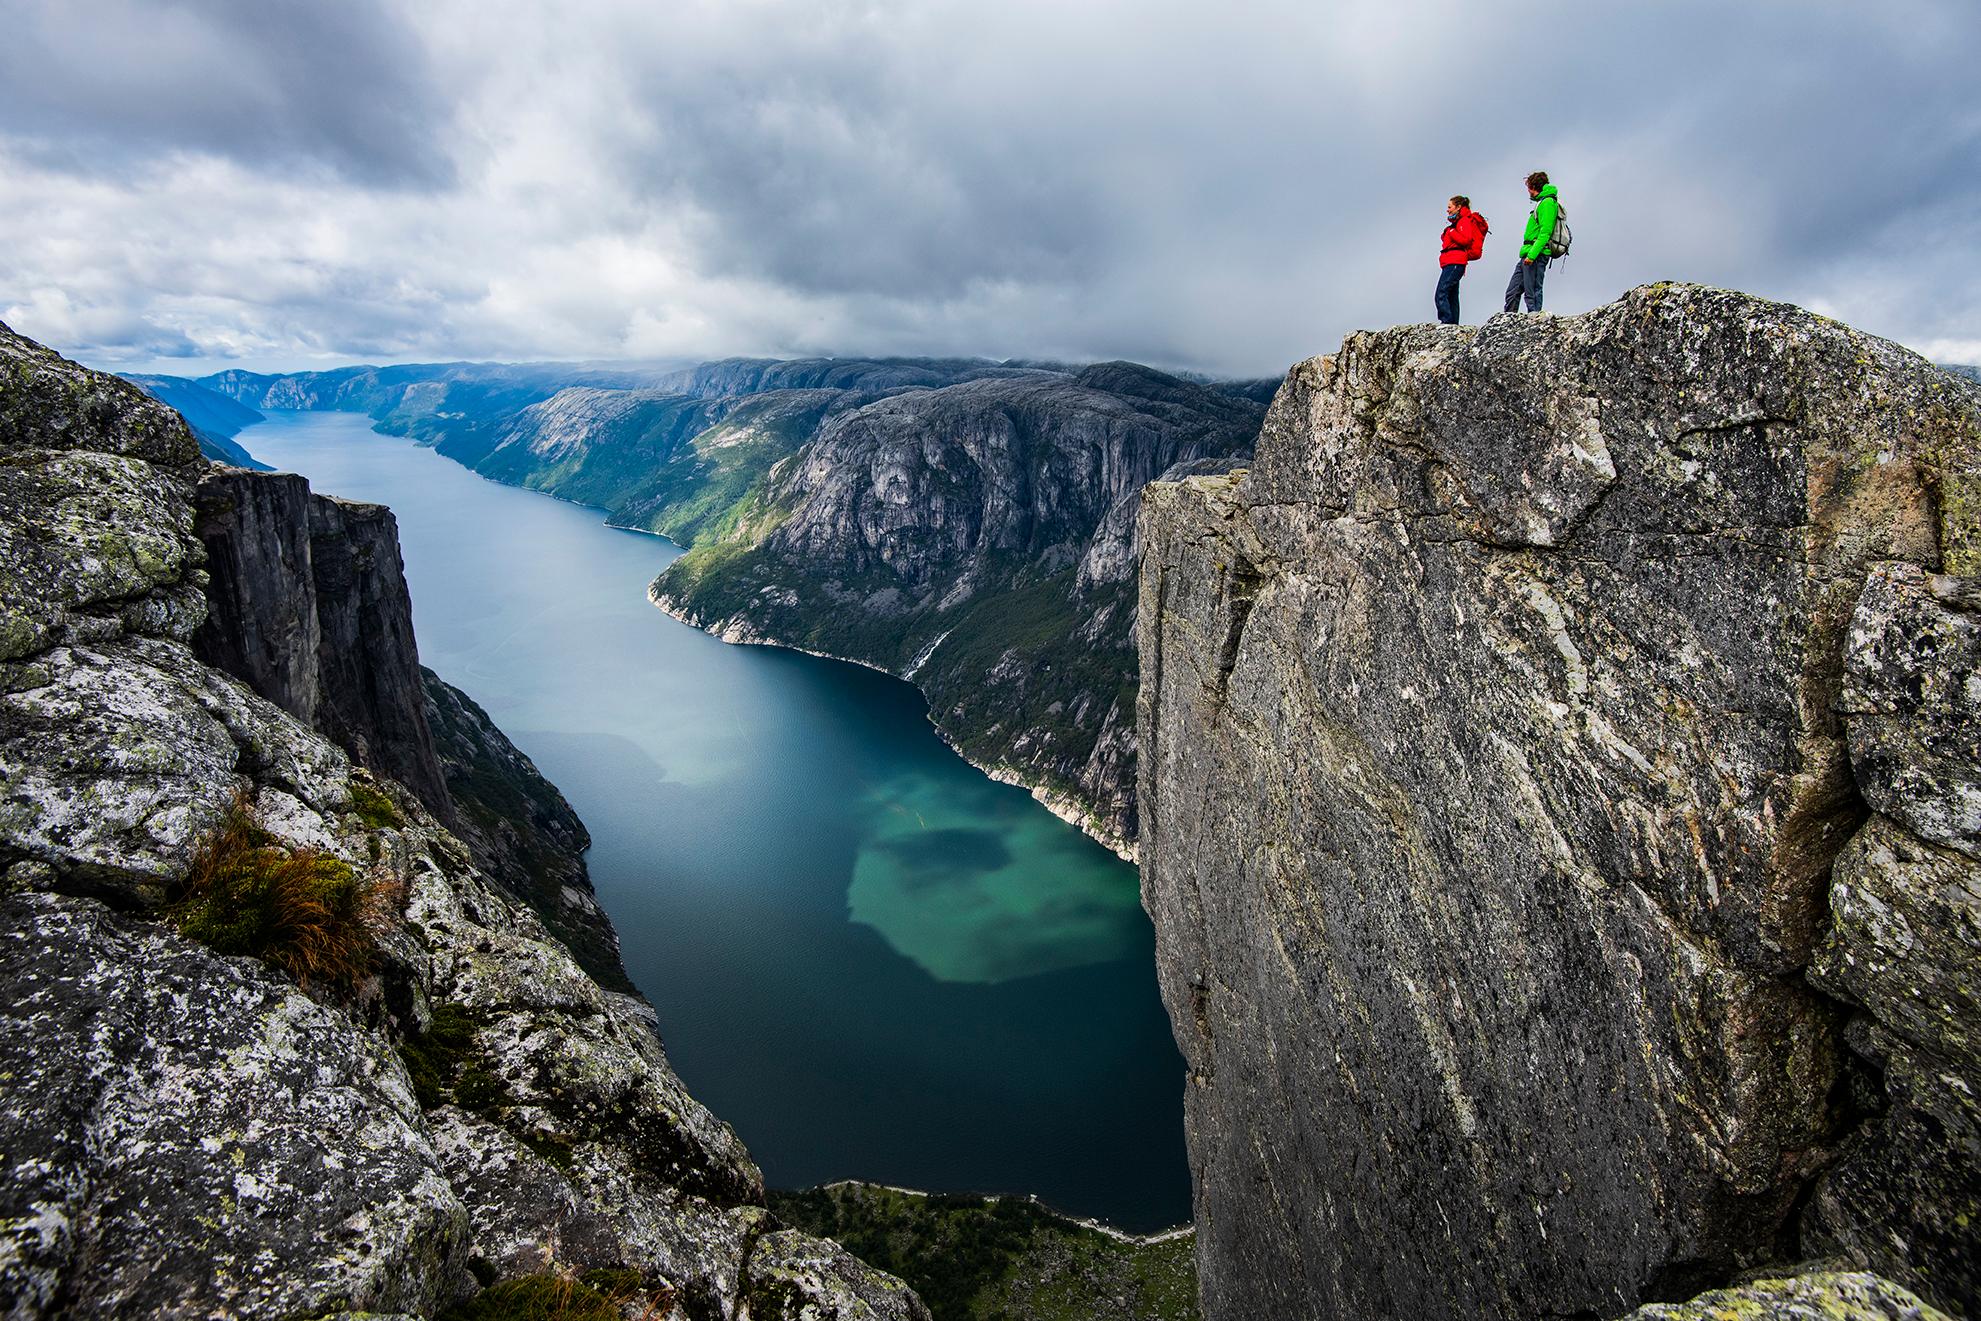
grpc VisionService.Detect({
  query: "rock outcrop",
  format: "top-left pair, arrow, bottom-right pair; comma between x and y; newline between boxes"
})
188,461 -> 629,986
0,320 -> 928,1320
1137,286 -> 1980,1320
1804,561 -> 1981,1307
654,364 -> 1263,852
194,465 -> 454,817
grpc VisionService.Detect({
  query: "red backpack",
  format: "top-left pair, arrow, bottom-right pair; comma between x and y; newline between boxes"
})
1467,212 -> 1489,261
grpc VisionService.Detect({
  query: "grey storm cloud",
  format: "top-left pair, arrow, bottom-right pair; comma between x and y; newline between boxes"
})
0,0 -> 1976,376
0,0 -> 452,186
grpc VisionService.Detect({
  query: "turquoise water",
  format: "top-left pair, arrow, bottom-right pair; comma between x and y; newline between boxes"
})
237,410 -> 1190,1231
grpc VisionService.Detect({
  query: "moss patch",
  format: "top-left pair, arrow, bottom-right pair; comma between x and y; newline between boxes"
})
396,1002 -> 533,1130
770,1183 -> 1199,1321
398,1002 -> 479,1109
438,1268 -> 667,1321
346,778 -> 404,830
397,1005 -> 580,1168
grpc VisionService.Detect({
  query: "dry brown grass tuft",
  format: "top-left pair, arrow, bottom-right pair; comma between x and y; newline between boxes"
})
173,790 -> 401,992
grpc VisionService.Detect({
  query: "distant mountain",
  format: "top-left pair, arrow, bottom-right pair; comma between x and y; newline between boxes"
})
183,352 -> 1269,852
1942,362 -> 1981,385
121,374 -> 269,469
196,359 -> 688,461
662,355 -> 1051,398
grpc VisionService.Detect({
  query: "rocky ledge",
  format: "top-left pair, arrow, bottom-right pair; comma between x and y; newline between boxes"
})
1138,285 -> 1980,1320
0,320 -> 928,1318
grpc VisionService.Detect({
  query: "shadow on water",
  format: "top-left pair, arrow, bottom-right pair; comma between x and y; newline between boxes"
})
236,410 -> 1190,1231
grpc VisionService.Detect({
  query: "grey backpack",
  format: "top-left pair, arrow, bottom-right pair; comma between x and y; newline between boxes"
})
1546,201 -> 1573,258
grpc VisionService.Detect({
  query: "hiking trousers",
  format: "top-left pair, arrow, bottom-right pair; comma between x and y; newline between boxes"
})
1435,264 -> 1465,324
1504,256 -> 1549,312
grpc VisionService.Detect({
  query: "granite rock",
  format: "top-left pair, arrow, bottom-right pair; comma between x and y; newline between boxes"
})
1137,285 -> 1981,1320
1802,560 -> 1981,1315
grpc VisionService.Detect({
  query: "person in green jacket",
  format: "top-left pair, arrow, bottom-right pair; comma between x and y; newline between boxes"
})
1503,171 -> 1560,312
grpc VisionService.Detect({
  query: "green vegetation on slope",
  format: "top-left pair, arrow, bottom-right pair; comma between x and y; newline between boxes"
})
606,390 -> 845,543
440,1268 -> 672,1321
770,1183 -> 1199,1321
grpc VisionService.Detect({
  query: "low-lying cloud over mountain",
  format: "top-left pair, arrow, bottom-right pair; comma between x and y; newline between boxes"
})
2,0 -> 1975,375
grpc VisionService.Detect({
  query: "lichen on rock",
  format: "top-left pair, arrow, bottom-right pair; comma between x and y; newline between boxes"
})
1621,1270 -> 1953,1321
0,318 -> 929,1319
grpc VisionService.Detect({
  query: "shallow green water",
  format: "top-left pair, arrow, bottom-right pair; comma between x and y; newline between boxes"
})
237,409 -> 1191,1231
850,765 -> 1147,983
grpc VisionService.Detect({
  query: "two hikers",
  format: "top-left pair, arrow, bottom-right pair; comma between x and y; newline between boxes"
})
1436,196 -> 1485,325
1504,171 -> 1562,312
1433,170 -> 1568,322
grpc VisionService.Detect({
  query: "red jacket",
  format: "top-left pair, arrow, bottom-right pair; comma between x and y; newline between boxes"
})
1440,208 -> 1486,267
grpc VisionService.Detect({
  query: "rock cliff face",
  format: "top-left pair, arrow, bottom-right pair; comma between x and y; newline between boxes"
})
1137,286 -> 1980,1320
654,364 -> 1262,851
421,665 -> 630,992
194,466 -> 454,817
189,461 -> 632,989
0,321 -> 927,1320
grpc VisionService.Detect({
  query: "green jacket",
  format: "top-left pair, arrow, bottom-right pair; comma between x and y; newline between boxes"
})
1520,184 -> 1560,261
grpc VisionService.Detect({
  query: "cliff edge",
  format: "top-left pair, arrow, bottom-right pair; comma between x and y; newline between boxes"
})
1137,285 -> 1980,1319
0,321 -> 927,1319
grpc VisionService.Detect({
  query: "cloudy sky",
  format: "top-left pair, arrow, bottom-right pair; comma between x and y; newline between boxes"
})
1,0 -> 1976,378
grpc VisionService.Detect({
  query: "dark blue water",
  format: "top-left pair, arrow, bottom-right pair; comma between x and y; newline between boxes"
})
238,410 -> 1190,1231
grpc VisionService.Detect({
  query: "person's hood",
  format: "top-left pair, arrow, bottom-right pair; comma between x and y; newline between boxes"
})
1533,184 -> 1558,201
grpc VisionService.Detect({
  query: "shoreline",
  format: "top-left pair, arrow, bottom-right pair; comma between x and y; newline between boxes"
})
647,584 -> 1137,862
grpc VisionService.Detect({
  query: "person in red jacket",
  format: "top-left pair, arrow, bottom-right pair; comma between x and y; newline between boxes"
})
1436,196 -> 1486,325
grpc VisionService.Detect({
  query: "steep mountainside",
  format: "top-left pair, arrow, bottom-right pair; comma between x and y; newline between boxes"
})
123,372 -> 269,468
1138,285 -> 1980,1320
653,363 -> 1263,852
420,667 -> 629,991
461,385 -> 860,546
0,321 -> 927,1320
665,356 -> 1050,398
